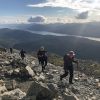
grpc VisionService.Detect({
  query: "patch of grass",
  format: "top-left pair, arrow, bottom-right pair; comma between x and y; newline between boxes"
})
48,53 -> 63,66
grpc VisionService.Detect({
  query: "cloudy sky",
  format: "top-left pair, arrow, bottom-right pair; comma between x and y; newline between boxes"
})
0,0 -> 100,24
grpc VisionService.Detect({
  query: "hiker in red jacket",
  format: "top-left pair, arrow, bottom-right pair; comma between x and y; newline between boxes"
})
60,51 -> 78,84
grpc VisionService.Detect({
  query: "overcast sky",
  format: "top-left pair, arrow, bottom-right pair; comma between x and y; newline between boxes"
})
0,0 -> 100,24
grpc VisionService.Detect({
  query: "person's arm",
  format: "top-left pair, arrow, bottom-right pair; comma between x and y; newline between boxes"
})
72,57 -> 78,63
73,58 -> 79,69
45,50 -> 48,56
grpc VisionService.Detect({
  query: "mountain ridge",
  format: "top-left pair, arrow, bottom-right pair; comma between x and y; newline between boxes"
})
0,48 -> 100,100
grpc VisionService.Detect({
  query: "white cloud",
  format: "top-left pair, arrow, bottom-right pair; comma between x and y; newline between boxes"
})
27,0 -> 100,10
0,15 -> 47,24
1,15 -> 100,25
76,11 -> 89,19
28,15 -> 46,23
0,16 -> 28,24
27,0 -> 100,20
46,16 -> 91,23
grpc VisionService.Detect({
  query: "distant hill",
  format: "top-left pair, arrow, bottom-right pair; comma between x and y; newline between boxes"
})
11,22 -> 100,38
0,28 -> 100,61
1,22 -> 100,38
27,22 -> 100,38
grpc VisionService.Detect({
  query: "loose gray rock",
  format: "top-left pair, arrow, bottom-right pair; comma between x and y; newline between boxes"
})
26,82 -> 56,100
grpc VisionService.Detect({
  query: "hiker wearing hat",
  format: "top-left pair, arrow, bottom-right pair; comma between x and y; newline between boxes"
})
60,51 -> 78,84
37,46 -> 48,72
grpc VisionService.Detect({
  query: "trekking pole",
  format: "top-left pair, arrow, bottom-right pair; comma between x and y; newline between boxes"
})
77,62 -> 80,79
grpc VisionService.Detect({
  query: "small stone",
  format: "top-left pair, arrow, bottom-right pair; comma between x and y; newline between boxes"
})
71,86 -> 80,94
81,77 -> 88,82
52,70 -> 59,74
39,74 -> 46,82
31,61 -> 36,66
0,80 -> 5,86
74,78 -> 79,81
47,74 -> 54,79
95,79 -> 99,83
96,83 -> 100,89
91,96 -> 96,100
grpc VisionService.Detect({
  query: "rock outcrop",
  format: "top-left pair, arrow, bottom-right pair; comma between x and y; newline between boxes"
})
0,49 -> 100,100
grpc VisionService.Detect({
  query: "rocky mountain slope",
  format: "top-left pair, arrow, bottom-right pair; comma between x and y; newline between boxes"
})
0,49 -> 100,100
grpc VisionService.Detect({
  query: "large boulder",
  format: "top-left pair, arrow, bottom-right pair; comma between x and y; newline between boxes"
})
26,82 -> 56,100
25,66 -> 35,77
47,83 -> 58,95
1,95 -> 18,100
33,74 -> 45,83
5,80 -> 16,91
0,61 -> 10,66
63,93 -> 79,100
10,59 -> 26,68
23,96 -> 36,100
0,80 -> 7,94
19,66 -> 35,80
0,86 -> 7,94
1,88 -> 26,100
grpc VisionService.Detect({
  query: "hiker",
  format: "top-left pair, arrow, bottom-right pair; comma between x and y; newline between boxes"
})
19,49 -> 26,60
37,46 -> 48,72
60,51 -> 78,84
10,48 -> 13,54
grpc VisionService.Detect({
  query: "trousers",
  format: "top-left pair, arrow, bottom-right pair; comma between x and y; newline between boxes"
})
60,67 -> 74,83
38,57 -> 48,72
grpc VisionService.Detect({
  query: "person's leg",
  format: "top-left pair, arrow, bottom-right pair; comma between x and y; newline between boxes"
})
23,56 -> 25,60
44,59 -> 47,66
21,54 -> 25,60
69,67 -> 74,84
38,58 -> 41,64
21,56 -> 24,60
44,58 -> 48,70
41,60 -> 45,72
60,70 -> 68,80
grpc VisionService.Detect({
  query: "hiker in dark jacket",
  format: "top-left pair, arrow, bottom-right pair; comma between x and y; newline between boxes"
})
37,46 -> 48,72
60,51 -> 78,84
10,48 -> 13,54
20,49 -> 26,60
